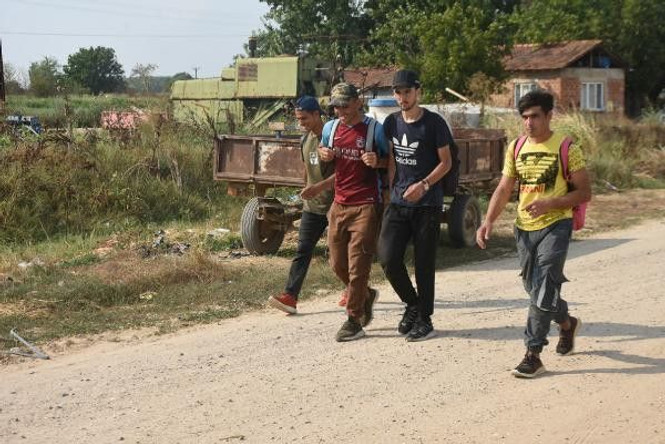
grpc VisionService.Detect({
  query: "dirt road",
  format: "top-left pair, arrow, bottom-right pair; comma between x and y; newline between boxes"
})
2,219 -> 665,444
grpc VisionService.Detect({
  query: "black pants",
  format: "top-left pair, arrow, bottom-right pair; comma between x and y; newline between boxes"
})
377,204 -> 440,318
284,211 -> 328,299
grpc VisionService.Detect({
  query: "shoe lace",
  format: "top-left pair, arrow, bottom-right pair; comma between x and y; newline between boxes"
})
403,306 -> 418,323
558,333 -> 572,349
522,353 -> 538,365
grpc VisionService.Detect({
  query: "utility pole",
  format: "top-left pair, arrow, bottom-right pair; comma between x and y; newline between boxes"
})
192,66 -> 200,79
0,39 -> 6,114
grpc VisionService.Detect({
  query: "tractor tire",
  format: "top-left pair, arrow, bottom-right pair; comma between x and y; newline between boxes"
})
240,197 -> 286,255
448,194 -> 482,248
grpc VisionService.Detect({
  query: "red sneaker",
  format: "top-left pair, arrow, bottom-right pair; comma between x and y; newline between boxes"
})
338,290 -> 348,307
268,293 -> 297,314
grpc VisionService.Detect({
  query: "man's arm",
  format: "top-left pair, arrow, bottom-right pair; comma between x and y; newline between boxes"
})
476,175 -> 517,249
523,168 -> 591,218
402,144 -> 451,203
300,174 -> 335,200
425,144 -> 452,186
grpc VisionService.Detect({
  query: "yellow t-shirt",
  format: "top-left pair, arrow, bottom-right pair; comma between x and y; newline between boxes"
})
503,131 -> 586,231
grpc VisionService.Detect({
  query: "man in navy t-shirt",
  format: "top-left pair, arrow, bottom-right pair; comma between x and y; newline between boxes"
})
378,69 -> 453,342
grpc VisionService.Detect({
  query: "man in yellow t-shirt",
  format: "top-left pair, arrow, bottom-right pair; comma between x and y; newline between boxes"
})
476,90 -> 591,378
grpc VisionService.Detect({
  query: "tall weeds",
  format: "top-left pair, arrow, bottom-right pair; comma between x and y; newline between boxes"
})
0,119 -> 240,245
485,110 -> 665,190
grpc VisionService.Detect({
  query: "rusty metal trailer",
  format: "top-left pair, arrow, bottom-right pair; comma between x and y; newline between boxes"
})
214,128 -> 506,255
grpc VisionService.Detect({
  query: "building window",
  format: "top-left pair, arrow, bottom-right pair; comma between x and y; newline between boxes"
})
514,82 -> 538,105
581,82 -> 605,111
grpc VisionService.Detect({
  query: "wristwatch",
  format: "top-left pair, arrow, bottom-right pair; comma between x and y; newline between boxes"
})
421,179 -> 430,191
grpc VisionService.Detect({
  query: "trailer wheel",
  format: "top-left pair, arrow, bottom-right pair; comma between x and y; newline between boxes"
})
448,194 -> 482,248
240,197 -> 286,255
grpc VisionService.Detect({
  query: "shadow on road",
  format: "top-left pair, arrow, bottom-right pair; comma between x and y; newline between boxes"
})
549,349 -> 665,376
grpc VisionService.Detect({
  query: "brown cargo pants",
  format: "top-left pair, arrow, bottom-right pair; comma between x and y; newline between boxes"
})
327,202 -> 381,320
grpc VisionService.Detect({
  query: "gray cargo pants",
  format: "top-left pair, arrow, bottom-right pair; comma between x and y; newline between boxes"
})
515,218 -> 573,352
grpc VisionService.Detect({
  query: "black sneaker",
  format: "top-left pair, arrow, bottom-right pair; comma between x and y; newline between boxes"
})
398,305 -> 419,335
512,353 -> 546,378
335,317 -> 365,342
405,317 -> 436,342
360,288 -> 379,327
556,316 -> 581,356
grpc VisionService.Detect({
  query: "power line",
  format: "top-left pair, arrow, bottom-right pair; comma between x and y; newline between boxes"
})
12,0 -> 265,27
1,31 -> 252,39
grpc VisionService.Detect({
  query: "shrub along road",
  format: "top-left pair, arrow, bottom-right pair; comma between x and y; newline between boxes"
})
1,214 -> 664,442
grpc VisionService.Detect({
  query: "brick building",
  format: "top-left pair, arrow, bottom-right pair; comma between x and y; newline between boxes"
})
490,40 -> 625,114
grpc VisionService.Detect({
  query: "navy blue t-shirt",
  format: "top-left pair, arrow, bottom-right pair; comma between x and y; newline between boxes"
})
383,108 -> 453,207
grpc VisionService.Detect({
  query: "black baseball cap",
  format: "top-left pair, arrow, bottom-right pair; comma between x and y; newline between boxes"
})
392,69 -> 421,89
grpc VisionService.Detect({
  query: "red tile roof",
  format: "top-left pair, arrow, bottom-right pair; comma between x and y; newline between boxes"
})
505,39 -> 603,71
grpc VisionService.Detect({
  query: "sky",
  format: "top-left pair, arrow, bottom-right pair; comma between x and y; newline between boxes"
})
1,0 -> 271,81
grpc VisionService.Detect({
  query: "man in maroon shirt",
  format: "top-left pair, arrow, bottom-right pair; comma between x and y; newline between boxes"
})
312,83 -> 389,341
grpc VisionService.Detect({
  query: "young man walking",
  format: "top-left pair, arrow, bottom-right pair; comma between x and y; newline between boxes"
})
377,69 -> 453,342
314,82 -> 388,342
476,90 -> 591,378
268,96 -> 333,314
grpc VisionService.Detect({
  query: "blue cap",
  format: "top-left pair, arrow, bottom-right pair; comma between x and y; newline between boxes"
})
295,96 -> 323,113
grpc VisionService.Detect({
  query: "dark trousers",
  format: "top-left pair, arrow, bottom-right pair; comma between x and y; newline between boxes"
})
284,211 -> 328,299
377,204 -> 440,318
515,219 -> 573,352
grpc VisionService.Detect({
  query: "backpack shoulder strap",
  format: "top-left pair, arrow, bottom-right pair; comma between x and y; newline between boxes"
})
364,117 -> 377,152
327,119 -> 341,149
299,134 -> 307,162
559,136 -> 574,181
513,135 -> 529,160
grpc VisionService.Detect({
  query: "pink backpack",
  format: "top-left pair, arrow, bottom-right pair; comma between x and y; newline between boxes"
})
514,136 -> 587,230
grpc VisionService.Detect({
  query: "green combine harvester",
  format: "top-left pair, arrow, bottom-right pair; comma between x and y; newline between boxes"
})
170,55 -> 332,128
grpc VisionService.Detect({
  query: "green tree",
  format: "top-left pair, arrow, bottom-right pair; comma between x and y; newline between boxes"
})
130,63 -> 158,94
365,1 -> 513,99
254,0 -> 374,68
3,62 -> 27,94
63,46 -> 125,95
28,56 -> 59,97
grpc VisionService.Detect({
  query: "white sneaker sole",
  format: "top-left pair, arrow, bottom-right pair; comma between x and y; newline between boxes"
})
405,329 -> 436,342
267,296 -> 297,314
511,365 -> 547,378
336,330 -> 366,342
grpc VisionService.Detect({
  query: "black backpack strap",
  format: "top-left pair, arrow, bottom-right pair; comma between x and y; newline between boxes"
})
299,134 -> 307,162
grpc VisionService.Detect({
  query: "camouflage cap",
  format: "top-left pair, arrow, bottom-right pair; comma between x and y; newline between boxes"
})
330,82 -> 359,107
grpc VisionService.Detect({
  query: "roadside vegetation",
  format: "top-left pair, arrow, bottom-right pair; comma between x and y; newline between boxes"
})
5,94 -> 166,128
1,100 -> 665,350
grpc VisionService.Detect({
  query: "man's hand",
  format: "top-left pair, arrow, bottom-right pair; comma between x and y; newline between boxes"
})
476,221 -> 493,250
300,183 -> 321,200
318,147 -> 335,162
402,181 -> 427,203
524,198 -> 552,218
361,152 -> 378,168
